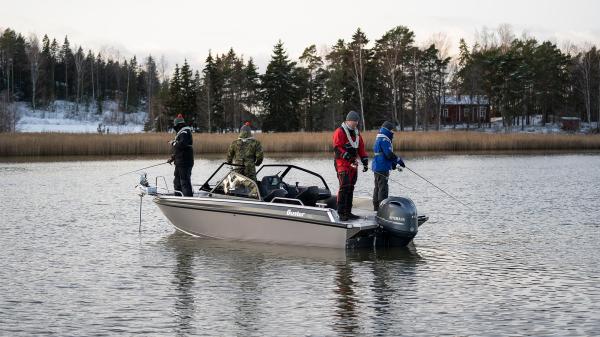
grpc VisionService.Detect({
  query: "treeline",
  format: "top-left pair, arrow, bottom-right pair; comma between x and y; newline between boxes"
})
1,25 -> 599,133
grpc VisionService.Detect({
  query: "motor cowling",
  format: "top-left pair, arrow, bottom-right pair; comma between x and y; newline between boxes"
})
376,197 -> 419,238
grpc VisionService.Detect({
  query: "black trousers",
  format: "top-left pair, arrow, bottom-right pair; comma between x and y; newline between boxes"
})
337,168 -> 357,216
174,166 -> 193,197
373,171 -> 389,211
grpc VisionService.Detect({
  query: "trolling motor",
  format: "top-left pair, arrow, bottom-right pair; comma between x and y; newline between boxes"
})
134,173 -> 160,232
135,173 -> 158,197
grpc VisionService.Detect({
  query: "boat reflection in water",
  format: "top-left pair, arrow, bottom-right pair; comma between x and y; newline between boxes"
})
163,232 -> 421,335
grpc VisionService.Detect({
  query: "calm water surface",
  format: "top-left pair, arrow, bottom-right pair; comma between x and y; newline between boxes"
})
1,154 -> 599,336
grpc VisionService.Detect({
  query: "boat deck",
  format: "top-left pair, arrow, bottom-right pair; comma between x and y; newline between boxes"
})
339,197 -> 379,229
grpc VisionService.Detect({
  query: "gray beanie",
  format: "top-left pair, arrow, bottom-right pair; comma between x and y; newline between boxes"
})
382,121 -> 395,131
239,123 -> 252,139
346,110 -> 360,122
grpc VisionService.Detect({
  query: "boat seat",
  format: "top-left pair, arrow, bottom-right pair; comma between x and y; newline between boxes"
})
263,188 -> 287,202
260,175 -> 282,196
317,188 -> 331,200
296,186 -> 319,207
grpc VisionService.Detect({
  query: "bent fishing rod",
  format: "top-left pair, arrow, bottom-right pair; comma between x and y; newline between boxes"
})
119,161 -> 170,177
370,169 -> 416,192
403,166 -> 476,212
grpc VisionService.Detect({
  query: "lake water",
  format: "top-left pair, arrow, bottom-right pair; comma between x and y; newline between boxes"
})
1,154 -> 599,336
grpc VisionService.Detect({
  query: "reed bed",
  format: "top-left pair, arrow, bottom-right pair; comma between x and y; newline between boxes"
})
1,131 -> 600,157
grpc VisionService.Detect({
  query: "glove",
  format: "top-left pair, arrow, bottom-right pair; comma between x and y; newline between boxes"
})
167,157 -> 174,165
255,158 -> 263,166
361,157 -> 368,172
342,152 -> 352,161
397,157 -> 405,168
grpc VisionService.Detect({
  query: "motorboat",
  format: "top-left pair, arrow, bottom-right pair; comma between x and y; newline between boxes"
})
137,163 -> 428,249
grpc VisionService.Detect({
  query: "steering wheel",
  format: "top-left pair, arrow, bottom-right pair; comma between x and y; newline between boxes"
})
279,181 -> 289,191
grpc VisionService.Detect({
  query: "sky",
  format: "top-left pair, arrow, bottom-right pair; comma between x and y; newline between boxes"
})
2,0 -> 599,72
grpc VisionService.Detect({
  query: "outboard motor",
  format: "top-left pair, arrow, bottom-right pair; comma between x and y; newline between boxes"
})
376,197 -> 419,245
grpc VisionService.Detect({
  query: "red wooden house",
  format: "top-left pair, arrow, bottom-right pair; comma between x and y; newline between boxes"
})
441,96 -> 491,125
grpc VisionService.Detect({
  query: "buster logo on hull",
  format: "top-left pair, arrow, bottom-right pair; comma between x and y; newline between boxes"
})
286,209 -> 306,217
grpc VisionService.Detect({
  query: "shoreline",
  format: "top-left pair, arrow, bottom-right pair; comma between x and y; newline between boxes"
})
2,149 -> 600,163
1,131 -> 600,159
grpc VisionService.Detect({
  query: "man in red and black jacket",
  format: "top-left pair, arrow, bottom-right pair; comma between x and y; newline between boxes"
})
332,111 -> 369,221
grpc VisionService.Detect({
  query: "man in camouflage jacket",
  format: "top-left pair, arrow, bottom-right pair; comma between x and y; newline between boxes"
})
226,123 -> 264,181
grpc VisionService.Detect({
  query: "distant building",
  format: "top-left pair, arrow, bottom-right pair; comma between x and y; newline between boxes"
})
560,117 -> 580,131
441,95 -> 491,124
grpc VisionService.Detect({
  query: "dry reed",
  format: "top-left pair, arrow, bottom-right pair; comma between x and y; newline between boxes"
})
1,131 -> 600,157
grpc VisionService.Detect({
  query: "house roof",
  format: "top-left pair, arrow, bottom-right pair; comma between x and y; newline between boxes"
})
443,96 -> 489,105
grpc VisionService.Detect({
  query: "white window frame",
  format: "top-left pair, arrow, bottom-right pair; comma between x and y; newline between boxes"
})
479,106 -> 486,118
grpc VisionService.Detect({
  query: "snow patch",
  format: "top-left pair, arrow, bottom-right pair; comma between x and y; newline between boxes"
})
16,101 -> 146,133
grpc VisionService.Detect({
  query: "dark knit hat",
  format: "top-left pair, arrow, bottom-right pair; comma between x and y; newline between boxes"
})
173,114 -> 185,125
346,110 -> 360,122
382,121 -> 395,131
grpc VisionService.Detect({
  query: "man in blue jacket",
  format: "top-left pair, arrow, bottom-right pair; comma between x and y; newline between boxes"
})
372,121 -> 405,211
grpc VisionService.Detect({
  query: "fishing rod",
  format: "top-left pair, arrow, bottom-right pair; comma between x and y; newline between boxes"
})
118,161 -> 170,177
370,169 -> 416,192
404,166 -> 476,212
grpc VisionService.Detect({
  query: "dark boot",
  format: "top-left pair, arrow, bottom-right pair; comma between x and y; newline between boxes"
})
345,185 -> 359,220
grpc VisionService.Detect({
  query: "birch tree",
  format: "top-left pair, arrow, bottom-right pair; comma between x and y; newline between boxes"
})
26,34 -> 41,111
73,46 -> 85,113
349,28 -> 368,131
576,45 -> 594,124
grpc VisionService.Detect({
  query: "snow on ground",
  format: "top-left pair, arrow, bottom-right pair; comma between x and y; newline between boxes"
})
16,101 -> 146,133
427,115 -> 598,134
13,102 -> 599,135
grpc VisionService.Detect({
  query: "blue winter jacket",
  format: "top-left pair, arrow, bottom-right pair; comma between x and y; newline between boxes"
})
372,127 -> 404,172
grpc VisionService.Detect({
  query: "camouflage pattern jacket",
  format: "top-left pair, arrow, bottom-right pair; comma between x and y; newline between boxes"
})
226,130 -> 264,181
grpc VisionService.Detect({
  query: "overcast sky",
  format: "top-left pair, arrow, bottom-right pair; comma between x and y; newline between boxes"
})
2,0 -> 599,72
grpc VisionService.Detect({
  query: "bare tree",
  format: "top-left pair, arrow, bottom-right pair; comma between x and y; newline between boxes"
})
73,46 -> 85,113
159,54 -> 169,84
576,44 -> 594,124
26,34 -> 41,111
0,90 -> 19,132
475,26 -> 497,50
349,28 -> 368,131
412,48 -> 420,131
88,50 -> 95,101
497,23 -> 515,53
427,32 -> 452,130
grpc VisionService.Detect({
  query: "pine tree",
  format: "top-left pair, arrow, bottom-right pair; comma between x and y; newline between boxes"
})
168,64 -> 182,120
59,36 -> 73,100
261,40 -> 299,132
244,58 -> 261,117
179,59 -> 196,119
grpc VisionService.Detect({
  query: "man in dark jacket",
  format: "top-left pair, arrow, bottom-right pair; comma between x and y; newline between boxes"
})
167,114 -> 194,197
332,111 -> 369,221
372,121 -> 405,211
